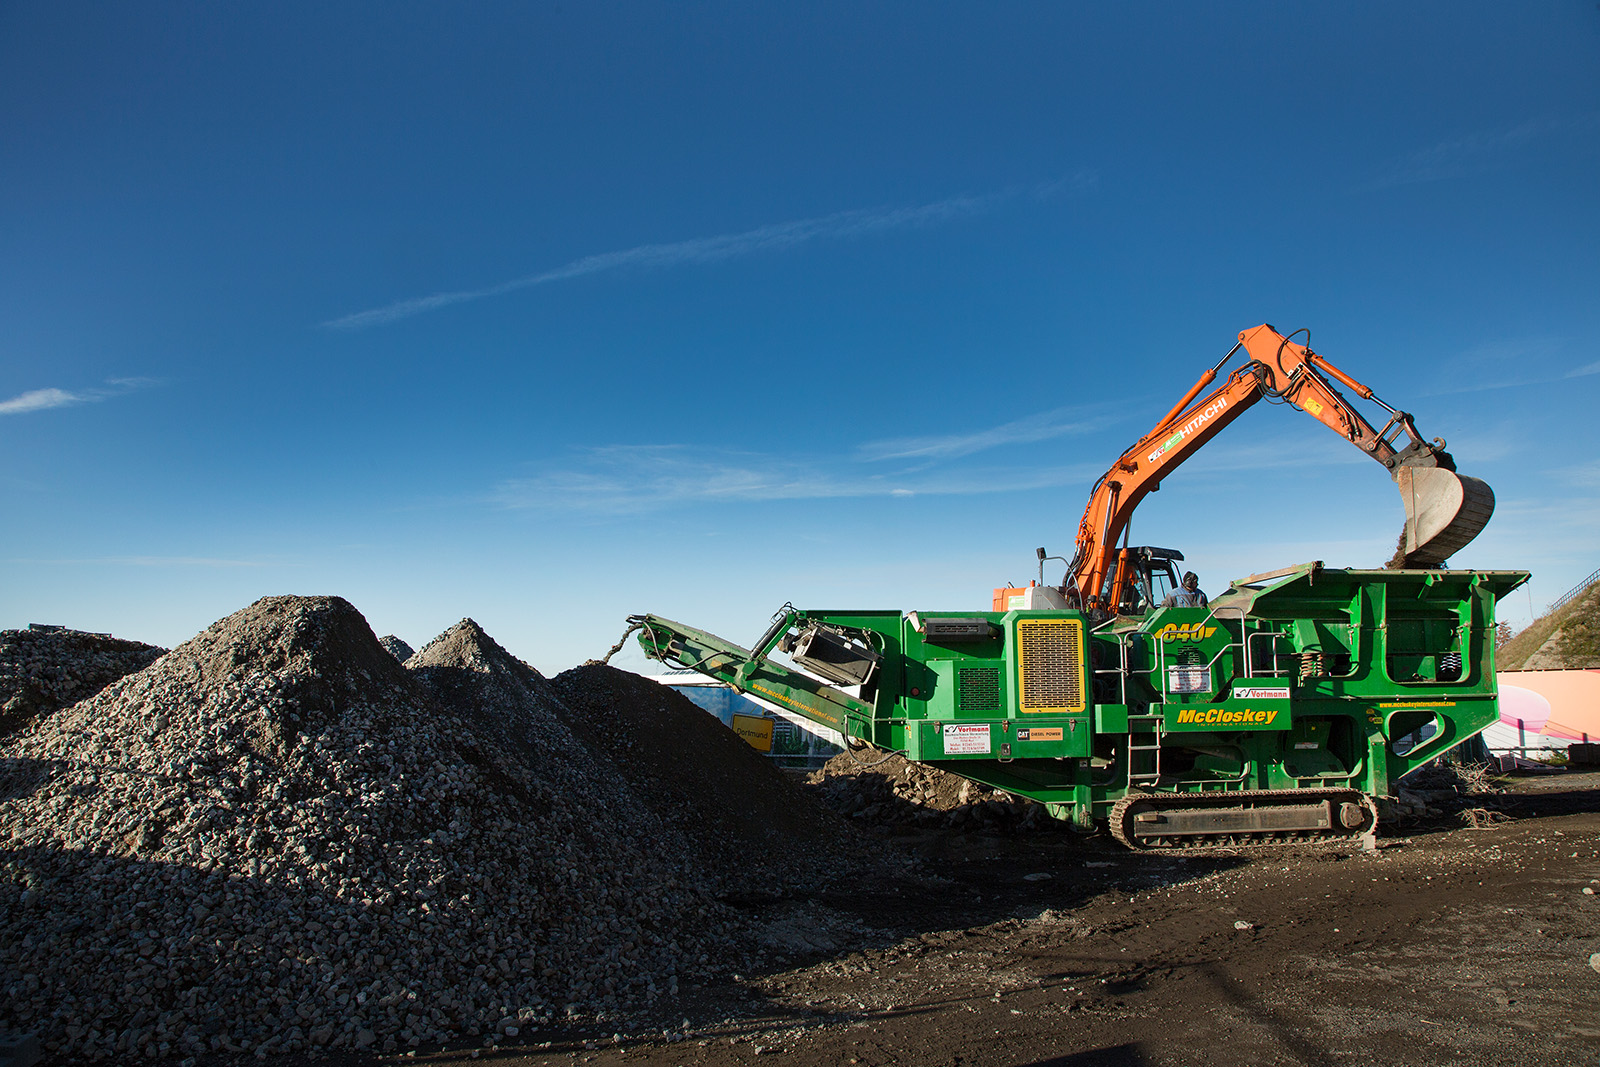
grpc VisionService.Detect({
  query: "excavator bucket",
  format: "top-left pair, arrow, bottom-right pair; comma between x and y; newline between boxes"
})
1394,466 -> 1496,566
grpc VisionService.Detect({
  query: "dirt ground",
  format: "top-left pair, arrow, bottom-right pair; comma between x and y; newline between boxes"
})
165,772 -> 1600,1067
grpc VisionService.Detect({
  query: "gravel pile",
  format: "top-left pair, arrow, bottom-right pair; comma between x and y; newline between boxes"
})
0,596 -> 793,1061
1,626 -> 165,738
806,751 -> 1049,833
405,619 -> 584,782
551,665 -> 848,890
378,635 -> 414,662
402,620 -> 697,851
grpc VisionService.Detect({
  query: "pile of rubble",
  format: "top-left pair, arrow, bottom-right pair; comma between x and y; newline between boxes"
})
0,596 -> 847,1061
0,625 -> 164,737
1391,760 -> 1509,825
806,750 -> 1051,833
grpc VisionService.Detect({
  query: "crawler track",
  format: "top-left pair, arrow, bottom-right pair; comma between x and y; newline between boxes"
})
1109,787 -> 1379,851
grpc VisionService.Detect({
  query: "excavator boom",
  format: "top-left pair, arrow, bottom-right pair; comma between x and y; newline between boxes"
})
1070,325 -> 1494,610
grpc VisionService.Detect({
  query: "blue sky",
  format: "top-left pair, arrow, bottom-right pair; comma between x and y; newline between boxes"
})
4,2 -> 1598,671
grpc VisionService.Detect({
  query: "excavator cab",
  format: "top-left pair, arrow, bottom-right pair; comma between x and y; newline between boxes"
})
1107,546 -> 1185,616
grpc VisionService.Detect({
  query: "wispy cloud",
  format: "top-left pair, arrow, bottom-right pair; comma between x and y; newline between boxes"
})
1164,433 -> 1373,476
1359,113 -> 1599,192
0,388 -> 85,415
1407,336 -> 1600,396
857,406 -> 1117,462
489,399 -> 1120,513
491,444 -> 1103,514
1558,461 -> 1600,489
0,377 -> 156,417
1418,358 -> 1600,396
324,176 -> 1095,330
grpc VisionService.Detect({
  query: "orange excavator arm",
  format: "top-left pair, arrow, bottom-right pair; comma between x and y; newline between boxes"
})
1067,324 -> 1495,612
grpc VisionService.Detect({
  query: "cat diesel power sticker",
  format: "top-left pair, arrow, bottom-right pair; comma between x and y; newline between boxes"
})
1165,706 -> 1290,731
1016,727 -> 1063,742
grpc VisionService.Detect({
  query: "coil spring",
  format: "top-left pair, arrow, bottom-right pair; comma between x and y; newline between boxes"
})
1299,651 -> 1324,681
1439,651 -> 1463,681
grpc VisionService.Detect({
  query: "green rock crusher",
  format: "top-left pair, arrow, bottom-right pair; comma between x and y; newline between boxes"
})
625,562 -> 1527,849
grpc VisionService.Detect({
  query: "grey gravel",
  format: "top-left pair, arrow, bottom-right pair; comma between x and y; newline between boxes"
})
378,636 -> 414,662
0,596 -> 832,1060
1,626 -> 165,739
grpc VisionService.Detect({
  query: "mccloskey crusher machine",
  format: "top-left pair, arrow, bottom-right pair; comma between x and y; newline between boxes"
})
626,563 -> 1523,849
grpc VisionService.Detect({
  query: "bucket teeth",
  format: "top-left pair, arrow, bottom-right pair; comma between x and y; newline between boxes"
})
1395,468 -> 1496,566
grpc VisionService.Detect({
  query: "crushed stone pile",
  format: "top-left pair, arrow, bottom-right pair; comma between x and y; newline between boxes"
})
414,628 -> 874,959
403,621 -> 689,844
0,596 -> 783,1061
378,635 -> 414,662
806,750 -> 1051,833
405,619 -> 581,779
551,664 -> 849,893
1,625 -> 165,738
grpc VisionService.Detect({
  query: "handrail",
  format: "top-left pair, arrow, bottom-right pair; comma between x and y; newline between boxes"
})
1246,630 -> 1292,678
1549,566 -> 1600,614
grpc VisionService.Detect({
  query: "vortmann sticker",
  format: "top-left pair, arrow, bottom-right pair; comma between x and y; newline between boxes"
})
943,723 -> 992,755
1233,686 -> 1291,699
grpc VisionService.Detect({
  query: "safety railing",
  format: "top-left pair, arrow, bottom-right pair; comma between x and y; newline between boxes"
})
1550,567 -> 1600,614
1153,605 -> 1255,700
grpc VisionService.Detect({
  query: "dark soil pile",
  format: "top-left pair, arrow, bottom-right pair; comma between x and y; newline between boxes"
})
551,664 -> 850,892
806,750 -> 1050,833
0,626 -> 165,737
0,597 -> 750,1061
1500,579 -> 1600,669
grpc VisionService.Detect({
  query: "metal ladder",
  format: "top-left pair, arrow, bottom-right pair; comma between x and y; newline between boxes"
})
1127,713 -> 1164,786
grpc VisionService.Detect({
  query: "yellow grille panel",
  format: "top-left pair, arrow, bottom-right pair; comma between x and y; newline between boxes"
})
1016,618 -> 1085,714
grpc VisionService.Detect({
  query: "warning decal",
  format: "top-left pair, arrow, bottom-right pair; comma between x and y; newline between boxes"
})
943,723 -> 992,755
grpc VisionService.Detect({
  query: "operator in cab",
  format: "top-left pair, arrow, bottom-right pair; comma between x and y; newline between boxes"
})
1161,571 -> 1208,608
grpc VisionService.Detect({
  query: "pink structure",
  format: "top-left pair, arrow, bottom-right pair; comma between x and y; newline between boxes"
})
1497,669 -> 1600,743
